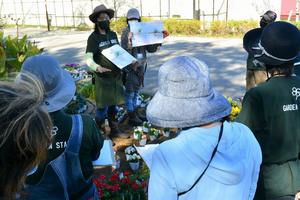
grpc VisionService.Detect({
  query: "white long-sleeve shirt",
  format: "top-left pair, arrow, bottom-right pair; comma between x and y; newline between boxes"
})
148,121 -> 262,200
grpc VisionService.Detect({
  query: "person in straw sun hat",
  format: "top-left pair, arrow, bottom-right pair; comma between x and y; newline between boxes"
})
146,56 -> 262,200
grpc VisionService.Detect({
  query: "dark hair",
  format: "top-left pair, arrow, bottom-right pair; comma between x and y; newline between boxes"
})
260,10 -> 277,28
0,74 -> 52,199
94,23 -> 99,33
266,62 -> 294,76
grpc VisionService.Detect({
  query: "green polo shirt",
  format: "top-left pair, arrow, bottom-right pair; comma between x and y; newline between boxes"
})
26,111 -> 103,185
236,76 -> 300,199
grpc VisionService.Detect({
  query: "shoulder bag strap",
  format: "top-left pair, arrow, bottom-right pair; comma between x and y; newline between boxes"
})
178,122 -> 224,197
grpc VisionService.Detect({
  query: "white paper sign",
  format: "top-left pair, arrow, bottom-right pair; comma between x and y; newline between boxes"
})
93,140 -> 116,166
101,44 -> 137,69
129,21 -> 164,47
134,144 -> 159,168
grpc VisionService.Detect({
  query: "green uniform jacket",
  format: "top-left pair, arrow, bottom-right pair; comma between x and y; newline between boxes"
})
86,30 -> 124,108
236,76 -> 300,199
26,111 -> 103,185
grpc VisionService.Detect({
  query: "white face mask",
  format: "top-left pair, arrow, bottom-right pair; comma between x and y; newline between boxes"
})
128,20 -> 139,27
129,19 -> 139,23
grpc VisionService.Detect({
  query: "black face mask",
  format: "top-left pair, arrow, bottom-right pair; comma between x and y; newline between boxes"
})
98,20 -> 110,31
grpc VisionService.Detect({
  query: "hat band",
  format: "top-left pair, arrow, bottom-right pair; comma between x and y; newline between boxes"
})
294,61 -> 300,66
253,42 -> 298,62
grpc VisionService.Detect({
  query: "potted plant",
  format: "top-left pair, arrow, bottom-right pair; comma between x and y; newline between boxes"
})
226,97 -> 242,121
149,128 -> 159,141
139,134 -> 147,146
133,126 -> 143,140
112,154 -> 120,170
127,153 -> 141,171
125,146 -> 141,171
162,128 -> 171,137
93,170 -> 148,200
142,121 -> 151,133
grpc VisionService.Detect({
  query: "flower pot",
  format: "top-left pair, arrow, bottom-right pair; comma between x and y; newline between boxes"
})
129,161 -> 139,171
149,135 -> 157,141
112,159 -> 120,170
142,127 -> 149,133
139,138 -> 147,146
162,131 -> 170,137
133,132 -> 141,140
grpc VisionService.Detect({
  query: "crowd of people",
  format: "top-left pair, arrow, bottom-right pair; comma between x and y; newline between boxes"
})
0,4 -> 300,200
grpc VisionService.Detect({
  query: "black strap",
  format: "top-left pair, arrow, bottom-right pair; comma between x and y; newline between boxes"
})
178,122 -> 224,197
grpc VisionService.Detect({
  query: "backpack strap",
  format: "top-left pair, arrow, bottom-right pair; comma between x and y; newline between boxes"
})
66,115 -> 83,153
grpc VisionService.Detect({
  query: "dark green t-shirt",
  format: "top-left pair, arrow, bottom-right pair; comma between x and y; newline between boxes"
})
86,30 -> 120,76
26,111 -> 103,185
236,76 -> 300,198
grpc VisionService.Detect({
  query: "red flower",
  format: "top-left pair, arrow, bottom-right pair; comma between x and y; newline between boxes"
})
110,173 -> 119,183
131,182 -> 139,191
99,175 -> 106,180
124,170 -> 130,177
121,177 -> 131,184
111,184 -> 120,192
141,181 -> 148,188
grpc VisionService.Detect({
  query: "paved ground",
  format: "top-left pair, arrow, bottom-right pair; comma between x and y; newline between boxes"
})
4,27 -> 247,97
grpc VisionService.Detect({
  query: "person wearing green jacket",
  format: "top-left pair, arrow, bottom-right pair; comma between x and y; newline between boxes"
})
237,21 -> 300,200
85,4 -> 130,139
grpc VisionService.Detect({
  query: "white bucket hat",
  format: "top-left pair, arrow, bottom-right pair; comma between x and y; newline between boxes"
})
146,56 -> 231,128
21,55 -> 76,112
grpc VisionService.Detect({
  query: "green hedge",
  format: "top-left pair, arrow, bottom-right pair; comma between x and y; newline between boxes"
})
110,18 -> 259,37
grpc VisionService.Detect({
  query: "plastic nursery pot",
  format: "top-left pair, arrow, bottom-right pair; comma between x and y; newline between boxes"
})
133,132 -> 141,140
129,161 -> 140,171
139,138 -> 147,146
162,130 -> 170,137
149,135 -> 157,141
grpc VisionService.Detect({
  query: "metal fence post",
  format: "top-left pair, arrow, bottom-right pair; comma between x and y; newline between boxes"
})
71,0 -> 75,28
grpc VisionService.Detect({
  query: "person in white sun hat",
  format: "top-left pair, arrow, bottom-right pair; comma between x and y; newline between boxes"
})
146,56 -> 262,200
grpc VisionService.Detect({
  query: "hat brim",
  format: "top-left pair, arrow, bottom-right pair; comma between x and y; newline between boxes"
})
146,90 -> 232,128
243,28 -> 262,54
89,9 -> 114,23
43,69 -> 76,112
243,27 -> 297,66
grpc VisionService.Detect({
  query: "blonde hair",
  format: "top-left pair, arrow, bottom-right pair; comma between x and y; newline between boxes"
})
0,73 -> 52,199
